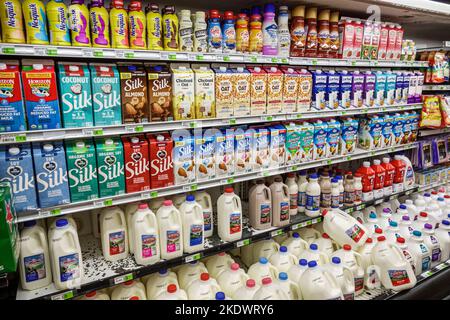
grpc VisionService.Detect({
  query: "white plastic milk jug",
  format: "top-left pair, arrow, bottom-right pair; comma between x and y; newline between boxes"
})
281,232 -> 308,258
322,209 -> 369,248
132,203 -> 160,266
286,173 -> 299,216
364,212 -> 382,236
297,226 -> 321,244
422,223 -> 442,267
299,261 -> 343,300
100,206 -> 129,262
287,259 -> 308,285
332,245 -> 365,295
111,280 -> 147,300
269,246 -> 297,272
205,252 -> 235,279
399,215 -> 414,240
125,203 -> 138,253
217,187 -> 243,242
270,177 -> 291,226
247,257 -> 279,283
248,180 -> 272,230
155,284 -> 188,300
232,279 -> 259,300
195,191 -> 214,237
325,257 -> 355,300
435,220 -> 450,261
298,243 -> 329,266
156,200 -> 183,259
146,268 -> 179,299
385,221 -> 402,244
186,273 -> 221,300
78,290 -> 110,300
253,277 -> 289,300
277,272 -> 302,300
177,261 -> 208,289
407,230 -> 432,276
252,239 -> 280,264
180,195 -> 204,254
357,237 -> 376,272
217,262 -> 249,297
315,233 -> 337,258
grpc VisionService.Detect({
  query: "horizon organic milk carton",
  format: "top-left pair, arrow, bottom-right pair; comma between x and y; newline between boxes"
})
121,135 -> 150,193
172,131 -> 195,184
119,64 -> 149,123
215,128 -> 235,178
147,132 -> 174,189
58,62 -> 94,128
248,66 -> 267,115
195,129 -> 216,181
171,64 -> 195,120
339,117 -> 358,155
90,63 -> 122,126
192,65 -> 216,119
65,139 -> 99,202
95,137 -> 125,198
146,64 -> 174,122
213,66 -> 234,118
264,66 -> 283,115
32,141 -> 70,208
0,143 -> 37,213
0,61 -> 26,132
21,59 -> 61,130
231,66 -> 251,116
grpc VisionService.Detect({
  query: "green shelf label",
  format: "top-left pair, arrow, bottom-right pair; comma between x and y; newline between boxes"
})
104,199 -> 113,206
346,156 -> 352,161
2,47 -> 15,54
307,220 -> 312,225
47,49 -> 57,56
271,58 -> 278,63
242,239 -> 251,246
190,184 -> 198,191
15,135 -> 26,142
223,56 -> 230,62
93,50 -> 104,57
291,165 -> 298,171
169,54 -> 177,60
327,159 -> 332,165
312,59 -> 317,65
227,178 -> 234,184
134,125 -> 144,132
250,56 -> 257,63
196,55 -> 204,61
351,61 -> 356,66
150,191 -> 158,198
229,119 -> 236,125
189,122 -> 197,128
93,129 -> 104,136
296,114 -> 302,119
63,291 -> 74,300
125,52 -> 134,58
50,208 -> 61,216
281,58 -> 288,64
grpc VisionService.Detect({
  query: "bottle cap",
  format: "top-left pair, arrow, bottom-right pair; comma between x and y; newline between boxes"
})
343,244 -> 352,251
215,292 -> 225,300
424,223 -> 433,230
375,228 -> 383,234
366,237 -> 373,243
373,159 -> 381,165
396,237 -> 405,244
8,147 -> 20,156
159,268 -> 168,275
299,259 -> 308,266
442,220 -> 450,226
279,272 -> 288,281
163,200 -> 173,206
85,291 -> 97,298
402,215 -> 410,221
412,230 -> 422,237
280,246 -> 287,253
138,203 -> 148,210
225,187 -> 234,193
389,221 -> 398,227
186,194 -> 195,202
200,273 -> 210,281
383,208 -> 391,214
259,257 -> 268,264
124,280 -> 134,286
24,220 -> 37,228
263,3 -> 276,13
308,261 -> 317,268
246,279 -> 256,288
332,257 -> 341,264
231,263 -> 239,271
167,284 -> 177,293
420,212 -> 428,218
309,243 -> 318,251
377,236 -> 386,242
224,11 -> 234,19
399,204 -> 407,210
369,212 -> 377,219
262,277 -> 272,285
129,296 -> 139,300
363,161 -> 370,167
56,219 -> 68,228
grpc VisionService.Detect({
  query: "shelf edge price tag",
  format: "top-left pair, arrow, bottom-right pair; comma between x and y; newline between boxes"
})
2,47 -> 15,54
50,208 -> 61,216
227,178 -> 234,184
185,253 -> 202,263
125,52 -> 135,59
169,54 -> 177,60
236,239 -> 251,248
196,54 -> 204,61
150,191 -> 158,198
51,290 -> 74,300
113,273 -> 134,285
103,199 -> 113,207
356,204 -> 365,210
93,129 -> 104,136
229,118 -> 236,125
45,47 -> 57,56
141,192 -> 150,199
271,229 -> 284,237
346,207 -> 354,213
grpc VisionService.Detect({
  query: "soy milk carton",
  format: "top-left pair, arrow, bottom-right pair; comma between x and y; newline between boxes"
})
264,66 -> 283,114
251,126 -> 270,170
173,131 -> 195,184
311,70 -> 327,110
327,71 -> 340,110
90,63 -> 122,126
21,59 -> 61,130
247,67 -> 267,115
58,62 -> 93,128
381,114 -> 394,147
363,71 -> 375,107
121,135 -> 150,193
95,138 -> 125,198
65,139 -> 99,202
374,71 -> 386,107
0,144 -> 37,213
215,128 -> 235,177
234,126 -> 252,173
385,72 -> 397,106
171,64 -> 195,120
146,64 -> 174,122
326,120 -> 341,157
339,71 -> 353,109
358,115 -> 383,149
195,130 -> 216,181
297,69 -> 313,112
192,65 -> 216,119
231,67 -> 251,116
268,125 -> 286,168
32,141 -> 70,208
351,71 -> 364,108
339,118 -> 358,155
280,67 -> 299,113
213,66 -> 234,118
313,120 -> 328,159
0,61 -> 26,132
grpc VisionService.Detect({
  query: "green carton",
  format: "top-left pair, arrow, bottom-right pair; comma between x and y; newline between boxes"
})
0,183 -> 19,273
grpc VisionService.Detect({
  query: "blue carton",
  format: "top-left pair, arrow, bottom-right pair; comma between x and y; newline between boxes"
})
327,71 -> 341,110
385,73 -> 397,106
311,70 -> 328,110
313,120 -> 328,159
339,71 -> 353,109
381,114 -> 394,147
326,119 -> 341,157
392,113 -> 405,146
374,71 -> 387,106
394,72 -> 404,104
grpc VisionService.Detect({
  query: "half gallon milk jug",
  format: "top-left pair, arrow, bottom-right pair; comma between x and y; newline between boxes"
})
206,252 -> 235,279
156,200 -> 183,259
408,230 -> 432,275
315,233 -> 337,258
252,239 -> 280,264
422,223 -> 442,266
385,221 -> 402,244
412,212 -> 430,231
305,174 -> 321,217
277,272 -> 301,300
180,195 -> 204,253
297,171 -> 308,213
298,243 -> 329,266
435,220 -> 450,261
325,257 -> 355,300
299,261 -> 343,300
269,246 -> 297,272
19,220 -> 52,290
195,191 -> 214,237
149,197 -> 166,213
253,277 -> 289,300
297,226 -> 321,244
248,180 -> 272,230
217,187 -> 243,241
281,232 -> 308,257
270,177 -> 291,226
78,290 -> 110,300
111,280 -> 147,300
146,268 -> 179,299
217,263 -> 249,297
177,261 -> 208,290
125,203 -> 138,253
357,237 -> 376,272
286,173 -> 298,216
371,236 -> 417,291
155,284 -> 188,300
247,257 -> 279,283
399,215 -> 414,239
333,245 -> 365,295
232,279 -> 259,300
187,273 -> 221,300
322,209 -> 369,248
132,203 -> 160,266
287,259 -> 308,285
100,206 -> 128,262
49,219 -> 83,290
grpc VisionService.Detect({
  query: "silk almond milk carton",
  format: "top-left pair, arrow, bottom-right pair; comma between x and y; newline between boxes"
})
280,67 -> 300,113
95,137 -> 125,198
195,130 -> 216,181
146,64 -> 174,122
0,61 -> 26,132
234,126 -> 252,174
213,66 -> 234,118
269,124 -> 286,168
147,132 -> 174,189
192,65 -> 216,119
231,67 -> 251,116
215,128 -> 235,178
119,64 -> 149,123
251,126 -> 270,170
248,67 -> 267,115
173,131 -> 195,184
121,135 -> 151,193
171,64 -> 195,120
264,66 -> 283,115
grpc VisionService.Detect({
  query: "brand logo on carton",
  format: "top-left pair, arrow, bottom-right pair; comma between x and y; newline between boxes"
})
98,156 -> 124,183
36,165 -> 66,193
5,2 -> 18,27
28,4 -> 40,29
69,161 -> 97,187
117,13 -> 126,36
126,151 -> 149,178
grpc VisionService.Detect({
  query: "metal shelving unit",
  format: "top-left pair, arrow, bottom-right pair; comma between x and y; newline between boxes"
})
422,85 -> 450,91
418,127 -> 450,137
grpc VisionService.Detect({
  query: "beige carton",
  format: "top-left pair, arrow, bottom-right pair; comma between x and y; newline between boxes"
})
213,66 -> 234,118
248,66 -> 267,115
263,66 -> 283,114
192,65 -> 216,119
170,64 -> 195,120
231,66 -> 251,117
280,67 -> 300,113
297,69 -> 313,111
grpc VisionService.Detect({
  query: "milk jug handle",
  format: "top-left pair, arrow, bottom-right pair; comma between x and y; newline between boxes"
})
323,269 -> 340,289
39,231 -> 48,251
353,251 -> 364,267
342,266 -> 355,285
319,251 -> 329,265
299,238 -> 309,249
390,243 -> 408,261
273,242 -> 280,250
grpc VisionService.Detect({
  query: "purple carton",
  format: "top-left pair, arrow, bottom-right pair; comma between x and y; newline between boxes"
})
394,72 -> 404,104
311,70 -> 327,110
363,71 -> 375,107
374,71 -> 387,106
339,70 -> 353,109
402,72 -> 410,105
327,71 -> 341,110
408,73 -> 418,104
351,71 -> 364,108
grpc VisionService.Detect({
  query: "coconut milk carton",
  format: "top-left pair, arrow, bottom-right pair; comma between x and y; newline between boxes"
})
95,138 -> 125,198
234,126 -> 252,173
374,71 -> 386,107
339,71 -> 353,109
0,144 -> 37,213
268,124 -> 286,168
296,69 -> 313,112
363,71 -> 376,107
358,115 -> 383,150
351,71 -> 365,108
90,63 -> 122,126
122,135 -> 150,193
192,65 -> 216,119
171,64 -> 195,120
385,72 -> 397,106
213,66 -> 234,118
173,131 -> 195,184
381,114 -> 394,148
327,71 -> 340,110
195,129 -> 216,181
313,120 -> 328,159
264,66 -> 283,114
58,62 -> 94,128
65,139 -> 99,202
279,67 -> 299,113
0,61 -> 26,132
311,70 -> 327,110
248,67 -> 267,115
339,117 -> 358,155
231,67 -> 251,116
326,120 -> 341,157
215,128 -> 235,178
32,141 -> 70,208
251,126 -> 270,170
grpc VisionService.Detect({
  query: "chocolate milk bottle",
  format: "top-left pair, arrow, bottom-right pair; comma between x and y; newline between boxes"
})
304,7 -> 318,57
248,180 -> 272,230
317,10 -> 330,58
269,177 -> 290,227
328,11 -> 340,58
290,6 -> 306,57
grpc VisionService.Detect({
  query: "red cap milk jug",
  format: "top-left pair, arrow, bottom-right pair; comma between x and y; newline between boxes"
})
356,161 -> 375,202
391,155 -> 406,193
371,159 -> 386,200
381,157 -> 395,196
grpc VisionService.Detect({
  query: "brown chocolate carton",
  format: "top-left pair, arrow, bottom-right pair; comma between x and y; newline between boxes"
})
118,63 -> 149,123
145,64 -> 174,121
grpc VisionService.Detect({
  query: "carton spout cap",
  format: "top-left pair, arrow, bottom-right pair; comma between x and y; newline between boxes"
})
43,144 -> 54,152
76,141 -> 85,148
8,147 -> 20,156
131,137 -> 139,144
0,63 -> 6,70
69,65 -> 79,72
157,135 -> 164,142
105,139 -> 114,146
33,64 -> 44,71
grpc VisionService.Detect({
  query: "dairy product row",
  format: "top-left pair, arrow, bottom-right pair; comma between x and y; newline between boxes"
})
415,164 -> 450,187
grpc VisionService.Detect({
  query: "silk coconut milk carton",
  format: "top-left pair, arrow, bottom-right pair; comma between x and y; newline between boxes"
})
65,139 -> 99,202
268,124 -> 286,168
95,138 -> 125,198
251,126 -> 270,170
0,61 -> 26,132
32,141 -> 70,208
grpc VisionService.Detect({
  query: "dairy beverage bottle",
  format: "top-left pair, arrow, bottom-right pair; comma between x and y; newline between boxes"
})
326,257 -> 355,300
78,290 -> 110,300
298,243 -> 329,266
111,280 -> 147,300
363,205 -> 377,222
251,239 -> 280,264
381,157 -> 395,196
395,204 -> 409,220
155,284 -> 188,300
333,245 -> 365,295
412,212 -> 430,231
179,9 -> 193,52
156,200 -> 183,259
149,197 -> 166,213
177,261 -> 208,290
247,257 -> 279,283
195,191 -> 214,237
330,178 -> 341,209
356,161 -> 375,201
146,268 -> 179,299
262,4 -> 278,55
187,273 -> 221,300
391,155 -> 406,193
49,219 -> 83,290
343,174 -> 355,207
281,232 -> 308,258
217,187 -> 243,241
320,173 -> 332,211
297,171 -> 308,213
248,180 -> 272,230
337,175 -> 345,208
371,236 -> 417,291
353,174 -> 363,205
179,195 -> 204,254
205,252 -> 235,279
100,206 -> 128,262
217,263 -> 249,297
277,272 -> 301,300
287,259 -> 308,286
422,223 -> 442,266
371,160 -> 386,199
269,246 -> 297,272
277,6 -> 290,57
253,277 -> 289,300
423,193 -> 432,207
395,237 -> 416,272
315,233 -> 336,259
408,230 -> 432,275
270,177 -> 291,226
286,173 -> 299,216
427,203 -> 442,228
222,11 -> 237,53
299,261 -> 344,300
305,174 -> 321,217
132,203 -> 160,266
357,237 -> 376,271
414,195 -> 427,215
436,197 -> 447,218
364,213 -> 382,236
193,11 -> 208,52
322,209 -> 369,248
399,215 -> 414,239
378,208 -> 394,229
298,226 -> 321,244
19,220 -> 52,291
384,221 -> 402,244
125,203 -> 138,253
435,220 -> 450,261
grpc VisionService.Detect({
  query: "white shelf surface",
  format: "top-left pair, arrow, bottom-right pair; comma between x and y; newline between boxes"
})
422,85 -> 450,91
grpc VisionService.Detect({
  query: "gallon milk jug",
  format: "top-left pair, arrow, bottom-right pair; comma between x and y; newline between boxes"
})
422,223 -> 442,266
270,177 -> 291,226
402,201 -> 417,220
277,272 -> 302,300
378,208 -> 393,229
217,263 -> 249,297
47,216 -> 78,233
414,195 -> 427,215
299,261 -> 343,300
412,212 -> 430,231
232,279 -> 259,300
408,230 -> 432,275
322,209 -> 369,248
248,180 -> 272,230
217,187 -> 243,241
179,195 -> 204,254
149,197 -> 166,213
385,221 -> 402,244
399,215 -> 414,239
325,257 -> 355,300
333,245 -> 365,295
19,220 -> 52,291
252,239 -> 280,264
172,194 -> 186,209
435,220 -> 450,261
287,259 -> 308,286
253,277 -> 289,300
371,236 -> 417,291
78,290 -> 110,300
363,205 -> 377,222
273,233 -> 289,245
146,268 -> 179,299
156,200 -> 183,259
315,233 -> 337,259
281,232 -> 308,258
205,252 -> 235,279
132,203 -> 160,266
125,203 -> 138,253
186,273 -> 221,300
155,284 -> 188,300
357,238 -> 376,271
195,191 -> 214,237
247,257 -> 279,283
100,206 -> 128,262
269,246 -> 297,272
286,173 -> 298,216
298,243 -> 329,266
49,218 -> 83,290
297,226 -> 321,244
395,237 -> 416,272
177,261 -> 208,290
111,280 -> 147,300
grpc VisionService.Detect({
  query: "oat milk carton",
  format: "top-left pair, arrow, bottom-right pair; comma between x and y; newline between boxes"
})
311,70 -> 327,110
296,69 -> 313,112
0,61 -> 26,132
313,120 -> 328,160
58,62 -> 94,128
392,113 -> 405,146
90,63 -> 122,126
121,135 -> 150,193
374,71 -> 386,107
234,126 -> 252,173
32,141 -> 70,208
172,131 -> 195,184
327,70 -> 341,110
326,119 -> 341,157
363,71 -> 376,107
95,138 -> 125,198
381,114 -> 394,148
213,66 -> 234,118
215,128 -> 235,178
280,67 -> 299,113
248,67 -> 267,115
146,64 -> 174,122
0,144 -> 37,213
192,65 -> 215,119
119,64 -> 149,123
385,72 -> 397,106
339,70 -> 353,109
268,124 -> 286,168
358,115 -> 383,150
264,66 -> 283,115
351,71 -> 365,108
65,139 -> 99,202
339,118 -> 358,155
171,64 -> 195,120
251,126 -> 270,170
195,129 -> 216,181
147,132 -> 174,189
232,66 -> 251,116
22,59 -> 61,130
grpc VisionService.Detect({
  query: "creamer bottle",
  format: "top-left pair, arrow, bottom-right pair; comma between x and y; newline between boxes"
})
286,173 -> 298,216
195,191 -> 213,238
289,5 -> 306,57
155,284 -> 188,300
46,0 -> 71,46
178,9 -> 193,52
0,0 -> 25,43
162,5 -> 179,51
100,206 -> 129,262
89,0 -> 109,47
156,200 -> 183,259
193,11 -> 207,52
132,203 -> 159,266
305,174 -> 321,217
186,273 -> 221,300
207,9 -> 222,52
270,177 -> 290,226
331,178 -> 340,209
249,13 -> 263,54
248,180 -> 272,230
68,0 -> 91,46
353,174 -> 363,205
22,0 -> 49,45
217,263 -> 249,297
146,3 -> 163,50
19,220 -> 52,291
262,3 -> 278,55
344,174 -> 355,207
110,0 -> 129,49
337,175 -> 345,208
179,195 -> 204,253
232,279 -> 259,300
205,252 -> 234,279
217,187 -> 242,242
236,13 -> 249,53
222,11 -> 236,53
297,171 -> 308,213
277,6 -> 290,57
128,0 -> 146,49
320,173 -> 332,211
145,268 -> 179,299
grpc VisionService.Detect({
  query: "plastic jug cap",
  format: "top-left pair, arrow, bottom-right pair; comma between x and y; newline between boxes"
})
383,208 -> 391,214
331,178 -> 338,183
369,212 -> 377,219
442,220 -> 450,226
124,280 -> 134,286
186,194 -> 195,202
167,284 -> 177,293
287,68 -> 294,73
259,257 -> 268,264
69,65 -> 79,72
308,261 -> 317,268
399,204 -> 407,210
100,66 -> 109,72
375,228 -> 383,234
431,191 -> 438,195
343,244 -> 352,251
218,252 -> 225,256
8,147 -> 20,156
33,64 -> 44,71
424,223 -> 433,230
363,161 -> 370,167
322,233 -> 329,239
332,257 -> 341,264
279,272 -> 288,281
321,210 -> 328,216
396,237 -> 405,244
394,155 -> 401,160
292,232 -> 300,239
438,197 -> 444,201
163,200 -> 173,206
287,173 -> 295,178
402,215 -> 410,221
445,195 -> 450,199
129,296 -> 139,300
200,273 -> 210,281
76,141 -> 85,148
231,263 -> 239,271
389,221 -> 398,227
85,291 -> 96,298
262,277 -> 272,285
366,237 -> 373,243
156,135 -> 165,142
224,187 -> 234,193
24,220 -> 37,228
382,157 -> 390,164
138,203 -> 148,210
424,193 -> 430,197
420,212 -> 428,218
310,173 -> 318,179
309,243 -> 318,251
43,144 -> 54,152
246,279 -> 256,288
413,230 -> 422,237
280,246 -> 287,253
299,259 -> 308,266
377,236 -> 386,242
0,63 -> 6,70
159,268 -> 168,275
215,292 -> 226,300
56,219 -> 68,228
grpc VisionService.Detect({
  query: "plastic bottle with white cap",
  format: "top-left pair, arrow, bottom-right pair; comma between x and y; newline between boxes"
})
297,171 -> 308,213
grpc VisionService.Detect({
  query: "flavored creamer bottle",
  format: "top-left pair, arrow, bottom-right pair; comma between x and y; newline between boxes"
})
193,11 -> 207,52
217,187 -> 242,242
156,200 -> 183,259
262,3 -> 278,55
145,268 -> 179,299
46,0 -> 71,46
236,13 -> 249,53
111,280 -> 147,300
178,9 -> 193,52
146,3 -> 163,50
100,206 -> 129,262
110,0 -> 129,49
89,0 -> 110,47
277,6 -> 290,57
269,246 -> 297,273
232,279 -> 259,300
205,252 -> 234,279
248,180 -> 272,230
162,5 -> 179,51
270,177 -> 290,226
177,260 -> 208,289
155,284 -> 188,300
179,195 -> 204,254
222,11 -> 237,53
249,13 -> 263,54
207,9 -> 222,53
299,261 -> 343,300
0,0 -> 25,43
128,0 -> 146,49
132,203 -> 159,266
217,263 -> 249,297
286,173 -> 298,216
22,0 -> 49,45
195,191 -> 213,238
68,0 -> 91,46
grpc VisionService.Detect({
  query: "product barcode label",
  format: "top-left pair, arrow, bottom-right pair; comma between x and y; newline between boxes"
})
113,273 -> 133,285
236,239 -> 251,247
185,253 -> 202,263
51,291 -> 73,300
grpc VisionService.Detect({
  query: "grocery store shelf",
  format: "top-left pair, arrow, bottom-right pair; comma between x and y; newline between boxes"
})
422,84 -> 450,91
417,180 -> 448,193
15,143 -> 418,223
417,41 -> 450,52
418,127 -> 450,137
0,104 -> 423,145
0,43 -> 428,68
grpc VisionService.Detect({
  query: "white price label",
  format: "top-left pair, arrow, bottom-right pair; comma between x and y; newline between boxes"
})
82,128 -> 93,136
113,273 -> 133,285
141,192 -> 151,200
0,134 -> 16,143
83,49 -> 93,57
116,50 -> 125,58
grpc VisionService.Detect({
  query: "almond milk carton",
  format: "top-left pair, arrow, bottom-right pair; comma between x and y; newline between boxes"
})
119,64 -> 149,123
268,124 -> 286,168
247,66 -> 267,115
234,126 -> 252,174
251,126 -> 270,170
146,64 -> 174,122
213,66 -> 234,118
264,66 -> 283,115
280,67 -> 300,113
285,123 -> 301,165
231,67 -> 251,116
173,131 -> 195,184
215,128 -> 235,178
192,65 -> 216,119
171,64 -> 195,120
0,61 -> 26,132
195,129 -> 216,181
